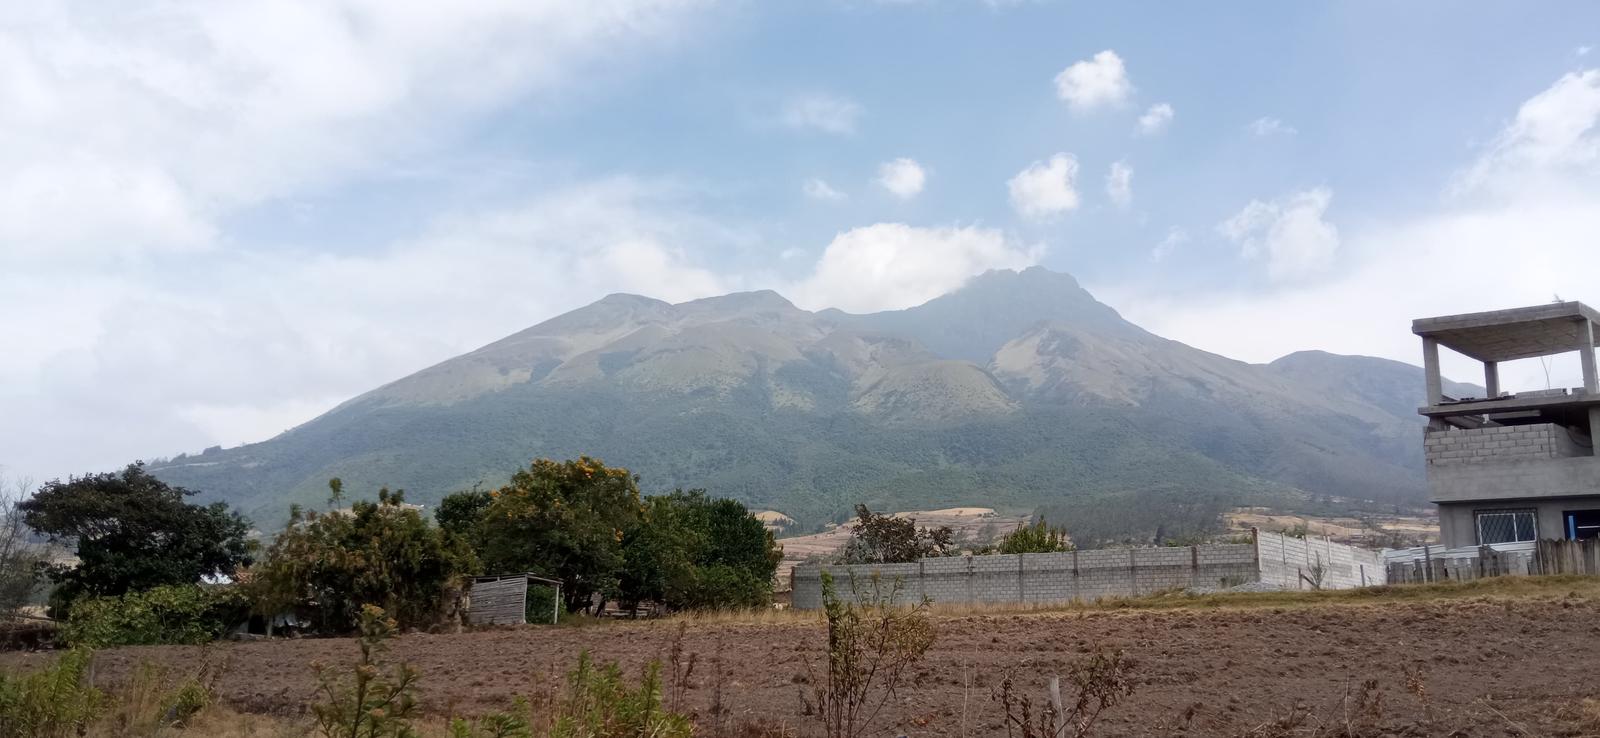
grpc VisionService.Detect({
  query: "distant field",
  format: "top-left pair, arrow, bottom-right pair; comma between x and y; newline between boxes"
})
766,506 -> 1028,583
13,576 -> 1600,737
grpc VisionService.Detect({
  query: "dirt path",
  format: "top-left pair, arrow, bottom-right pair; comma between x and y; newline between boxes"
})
13,591 -> 1600,737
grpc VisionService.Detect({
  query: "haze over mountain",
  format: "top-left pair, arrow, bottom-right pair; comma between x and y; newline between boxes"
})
148,267 -> 1472,534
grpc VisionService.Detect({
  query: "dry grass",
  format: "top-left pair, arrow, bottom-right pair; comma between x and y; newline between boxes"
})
666,575 -> 1600,627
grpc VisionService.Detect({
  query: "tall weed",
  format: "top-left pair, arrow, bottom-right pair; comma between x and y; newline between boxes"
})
0,647 -> 104,738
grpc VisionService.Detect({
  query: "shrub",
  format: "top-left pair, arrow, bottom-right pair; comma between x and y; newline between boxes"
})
311,605 -> 420,738
252,483 -> 478,633
62,584 -> 246,648
993,647 -> 1136,738
0,648 -> 103,738
807,572 -> 935,738
551,652 -> 691,738
835,505 -> 955,564
99,660 -> 217,737
996,518 -> 1073,555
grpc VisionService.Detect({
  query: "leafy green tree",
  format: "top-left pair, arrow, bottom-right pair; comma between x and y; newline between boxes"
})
19,463 -> 251,618
474,457 -> 642,613
62,583 -> 247,648
619,490 -> 782,611
251,482 -> 477,632
433,486 -> 493,542
996,517 -> 1073,554
836,505 -> 954,564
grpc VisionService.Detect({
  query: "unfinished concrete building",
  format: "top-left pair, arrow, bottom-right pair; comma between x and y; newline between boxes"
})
1416,302 -> 1600,548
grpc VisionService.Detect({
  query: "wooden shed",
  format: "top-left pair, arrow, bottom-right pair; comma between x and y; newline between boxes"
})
467,573 -> 563,625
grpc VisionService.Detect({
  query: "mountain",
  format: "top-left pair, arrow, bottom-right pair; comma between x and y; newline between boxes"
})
147,267 -> 1457,537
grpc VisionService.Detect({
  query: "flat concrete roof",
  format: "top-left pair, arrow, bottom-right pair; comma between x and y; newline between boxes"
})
1413,301 -> 1599,362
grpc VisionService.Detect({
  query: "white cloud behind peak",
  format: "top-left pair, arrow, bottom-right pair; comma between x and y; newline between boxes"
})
1007,153 -> 1080,219
1054,50 -> 1132,111
877,158 -> 928,199
788,223 -> 1041,313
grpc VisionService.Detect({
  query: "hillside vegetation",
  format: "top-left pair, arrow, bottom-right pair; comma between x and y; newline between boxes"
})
147,268 -> 1469,538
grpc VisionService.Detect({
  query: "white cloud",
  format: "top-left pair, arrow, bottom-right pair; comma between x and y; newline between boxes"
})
1007,153 -> 1080,219
877,158 -> 928,199
1578,45 -> 1593,57
1101,70 -> 1600,392
1054,50 -> 1132,111
0,177 -> 739,483
803,178 -> 848,201
1136,103 -> 1174,135
0,0 -> 706,267
1217,188 -> 1340,282
779,93 -> 863,135
1248,117 -> 1298,136
1456,69 -> 1600,194
1150,227 -> 1187,262
1105,160 -> 1133,209
788,224 -> 1041,313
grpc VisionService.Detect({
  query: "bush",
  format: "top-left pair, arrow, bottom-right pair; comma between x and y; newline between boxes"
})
62,584 -> 246,648
0,648 -> 103,738
997,518 -> 1073,554
311,605 -> 420,738
552,652 -> 691,738
807,572 -> 935,738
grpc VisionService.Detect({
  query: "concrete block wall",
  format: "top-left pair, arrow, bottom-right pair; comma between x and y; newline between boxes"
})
1255,531 -> 1386,590
791,542 -> 1262,610
1425,423 -> 1590,467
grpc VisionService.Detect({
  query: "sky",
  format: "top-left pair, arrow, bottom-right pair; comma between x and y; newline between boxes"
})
3,1 -> 1600,484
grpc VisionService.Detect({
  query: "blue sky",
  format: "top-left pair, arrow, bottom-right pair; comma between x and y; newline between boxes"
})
3,1 -> 1599,484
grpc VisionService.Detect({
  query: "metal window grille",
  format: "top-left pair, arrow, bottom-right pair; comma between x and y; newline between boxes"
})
1476,510 -> 1537,545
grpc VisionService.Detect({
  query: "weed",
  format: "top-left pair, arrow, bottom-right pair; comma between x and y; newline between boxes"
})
992,647 -> 1135,738
549,652 -> 691,738
0,647 -> 103,738
311,604 -> 421,738
806,572 -> 935,738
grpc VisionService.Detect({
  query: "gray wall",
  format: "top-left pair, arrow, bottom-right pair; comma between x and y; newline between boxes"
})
1255,530 -> 1384,589
791,534 -> 1386,610
1438,498 -> 1600,548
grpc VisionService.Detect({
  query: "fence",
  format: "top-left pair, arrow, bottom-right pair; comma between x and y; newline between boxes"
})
1385,539 -> 1600,583
791,529 -> 1385,610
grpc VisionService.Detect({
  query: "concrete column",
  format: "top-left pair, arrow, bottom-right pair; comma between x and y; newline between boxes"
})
1581,320 -> 1598,394
1422,337 -> 1443,405
1484,361 -> 1500,399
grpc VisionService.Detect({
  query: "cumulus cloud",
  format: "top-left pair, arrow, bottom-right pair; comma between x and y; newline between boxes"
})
1218,188 -> 1340,282
803,178 -> 848,201
1007,153 -> 1080,219
1105,161 -> 1133,209
779,93 -> 863,135
1101,70 -> 1600,391
877,158 -> 928,199
1455,69 -> 1600,194
1248,117 -> 1298,136
788,224 -> 1041,313
1136,103 -> 1174,135
1054,50 -> 1132,111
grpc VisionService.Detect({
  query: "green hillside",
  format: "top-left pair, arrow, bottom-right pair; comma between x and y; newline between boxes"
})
147,268 -> 1459,539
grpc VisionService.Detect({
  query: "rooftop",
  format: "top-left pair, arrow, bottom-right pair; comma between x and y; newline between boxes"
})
1413,301 -> 1600,363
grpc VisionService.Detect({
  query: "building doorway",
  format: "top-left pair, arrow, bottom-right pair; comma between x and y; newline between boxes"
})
1563,510 -> 1600,540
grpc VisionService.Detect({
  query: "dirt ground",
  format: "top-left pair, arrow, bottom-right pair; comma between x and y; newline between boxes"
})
10,586 -> 1600,737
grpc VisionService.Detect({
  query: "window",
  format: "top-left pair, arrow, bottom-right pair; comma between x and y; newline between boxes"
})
1476,509 -> 1537,544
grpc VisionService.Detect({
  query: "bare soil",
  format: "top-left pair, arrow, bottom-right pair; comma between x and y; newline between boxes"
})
11,588 -> 1600,737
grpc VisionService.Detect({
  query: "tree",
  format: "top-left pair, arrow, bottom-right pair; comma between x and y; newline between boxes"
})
473,457 -> 643,613
1,478 -> 44,621
19,463 -> 251,618
836,504 -> 955,564
996,517 -> 1073,554
618,490 -> 782,611
433,486 -> 492,542
250,482 -> 477,632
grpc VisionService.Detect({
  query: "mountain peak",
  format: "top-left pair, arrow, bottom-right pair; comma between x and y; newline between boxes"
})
678,289 -> 797,313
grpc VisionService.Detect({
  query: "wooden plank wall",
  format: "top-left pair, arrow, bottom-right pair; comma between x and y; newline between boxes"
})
468,577 -> 527,625
1386,539 -> 1599,583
